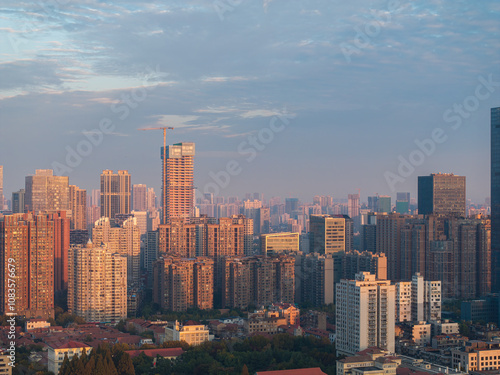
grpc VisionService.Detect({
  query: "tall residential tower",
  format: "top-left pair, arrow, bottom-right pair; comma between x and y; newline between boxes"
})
162,142 -> 195,223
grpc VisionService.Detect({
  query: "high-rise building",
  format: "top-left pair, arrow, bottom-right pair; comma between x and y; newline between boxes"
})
69,185 -> 87,230
92,216 -> 141,286
377,196 -> 391,213
0,213 -> 55,319
492,107 -> 500,292
68,243 -> 127,322
152,256 -> 214,311
91,189 -> 100,207
309,215 -> 346,255
12,189 -> 25,213
410,273 -> 441,322
285,198 -> 299,215
376,213 -> 407,281
396,192 -> 410,214
162,142 -> 195,223
342,250 -> 387,281
400,218 -> 427,280
132,184 -> 148,211
260,232 -> 300,255
294,252 -> 341,306
348,194 -> 360,230
47,211 -> 71,294
147,187 -> 156,212
100,170 -> 131,223
0,166 -> 3,210
336,272 -> 395,356
25,169 -> 69,212
222,255 -> 295,309
418,173 -> 466,217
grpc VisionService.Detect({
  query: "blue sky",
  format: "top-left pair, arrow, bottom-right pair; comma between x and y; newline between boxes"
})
0,0 -> 499,204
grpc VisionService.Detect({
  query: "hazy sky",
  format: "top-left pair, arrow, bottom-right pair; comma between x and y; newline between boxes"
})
1,0 -> 499,204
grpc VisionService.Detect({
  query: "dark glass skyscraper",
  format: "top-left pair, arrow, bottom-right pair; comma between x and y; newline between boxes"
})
491,107 -> 500,292
418,173 -> 466,217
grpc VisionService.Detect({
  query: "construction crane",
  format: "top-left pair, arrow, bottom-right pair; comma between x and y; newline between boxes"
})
139,126 -> 174,223
139,126 -> 175,153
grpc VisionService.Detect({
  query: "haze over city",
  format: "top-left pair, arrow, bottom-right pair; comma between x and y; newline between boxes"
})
1,1 -> 499,202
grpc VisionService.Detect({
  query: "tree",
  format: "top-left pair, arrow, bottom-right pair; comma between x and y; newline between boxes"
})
115,352 -> 135,375
241,364 -> 250,375
59,353 -> 70,375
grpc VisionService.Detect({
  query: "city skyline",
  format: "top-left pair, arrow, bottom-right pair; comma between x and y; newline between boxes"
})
0,1 -> 499,203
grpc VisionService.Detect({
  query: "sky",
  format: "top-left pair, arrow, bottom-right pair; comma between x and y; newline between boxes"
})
0,0 -> 499,204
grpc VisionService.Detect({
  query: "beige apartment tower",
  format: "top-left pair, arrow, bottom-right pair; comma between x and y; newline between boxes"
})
68,243 -> 127,322
162,142 -> 195,224
100,170 -> 131,222
92,217 -> 141,287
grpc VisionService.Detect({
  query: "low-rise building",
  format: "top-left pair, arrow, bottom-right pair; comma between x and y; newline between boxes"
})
451,341 -> 500,372
164,321 -> 211,346
336,348 -> 401,375
24,319 -> 50,331
48,341 -> 92,375
0,354 -> 12,375
431,334 -> 468,349
411,322 -> 431,347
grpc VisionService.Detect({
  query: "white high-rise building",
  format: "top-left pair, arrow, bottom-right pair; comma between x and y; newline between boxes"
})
395,281 -> 412,323
68,243 -> 127,323
336,272 -> 395,356
411,273 -> 441,322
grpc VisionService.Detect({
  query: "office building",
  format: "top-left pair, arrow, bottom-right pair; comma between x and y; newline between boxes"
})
377,196 -> 391,213
92,216 -> 141,286
132,184 -> 148,211
12,189 -> 25,213
260,232 -> 300,255
396,192 -> 410,214
0,213 -> 55,319
100,170 -> 131,223
336,272 -> 395,356
492,107 -> 500,292
68,243 -> 127,322
309,214 -> 345,254
368,196 -> 379,212
342,250 -> 387,281
162,142 -> 195,223
69,185 -> 87,230
418,173 -> 466,217
25,169 -> 69,212
285,198 -> 299,215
